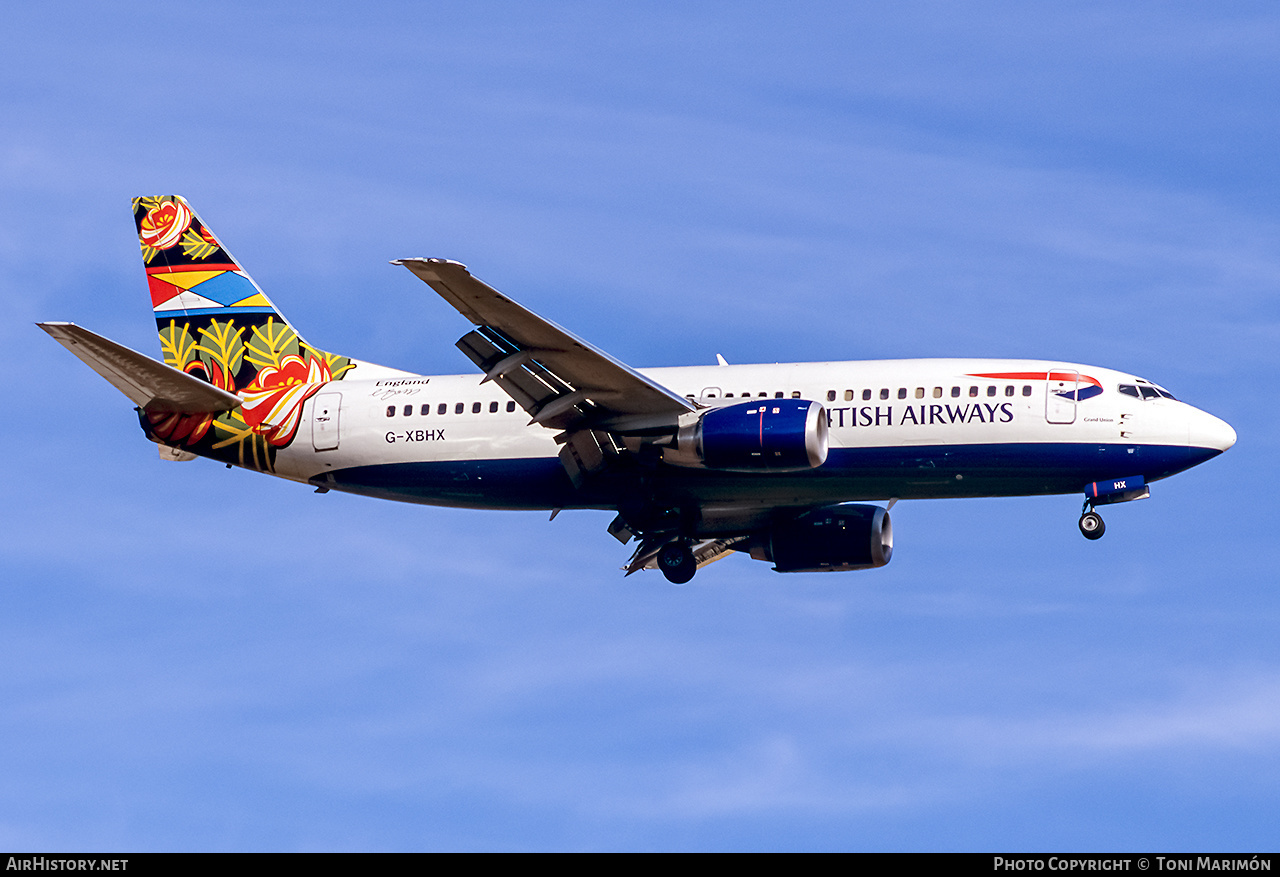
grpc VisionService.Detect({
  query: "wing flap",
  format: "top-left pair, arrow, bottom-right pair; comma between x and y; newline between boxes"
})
624,537 -> 747,576
38,322 -> 242,414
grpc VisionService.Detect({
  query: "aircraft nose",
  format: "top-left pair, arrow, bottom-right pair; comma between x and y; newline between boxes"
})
1188,408 -> 1237,453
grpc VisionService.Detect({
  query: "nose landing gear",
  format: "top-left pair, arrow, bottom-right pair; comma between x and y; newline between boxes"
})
1078,476 -> 1150,540
1078,505 -> 1105,540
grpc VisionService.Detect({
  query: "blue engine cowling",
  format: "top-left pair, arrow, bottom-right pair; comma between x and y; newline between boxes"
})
664,399 -> 828,471
750,504 -> 893,572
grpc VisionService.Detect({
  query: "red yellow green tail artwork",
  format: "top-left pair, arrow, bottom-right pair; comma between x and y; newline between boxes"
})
134,195 -> 355,471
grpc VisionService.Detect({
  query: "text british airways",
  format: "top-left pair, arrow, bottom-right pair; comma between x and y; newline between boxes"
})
827,403 -> 1015,428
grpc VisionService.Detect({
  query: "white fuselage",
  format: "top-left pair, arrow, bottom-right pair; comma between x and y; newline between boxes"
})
261,358 -> 1234,528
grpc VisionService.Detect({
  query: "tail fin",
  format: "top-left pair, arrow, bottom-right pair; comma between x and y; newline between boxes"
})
134,194 -> 360,388
130,197 -> 412,467
132,195 -> 360,466
134,195 -> 320,354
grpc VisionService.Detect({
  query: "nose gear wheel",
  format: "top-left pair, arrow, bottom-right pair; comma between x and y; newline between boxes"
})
1078,510 -> 1105,540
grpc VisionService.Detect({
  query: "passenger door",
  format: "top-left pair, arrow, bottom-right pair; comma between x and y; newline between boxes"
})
1045,370 -> 1078,424
311,392 -> 342,450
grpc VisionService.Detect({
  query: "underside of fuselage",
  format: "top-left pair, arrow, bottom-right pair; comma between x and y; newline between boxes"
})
318,440 -> 1221,533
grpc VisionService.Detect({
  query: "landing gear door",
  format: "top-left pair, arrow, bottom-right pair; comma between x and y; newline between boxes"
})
1045,370 -> 1078,424
312,391 -> 342,450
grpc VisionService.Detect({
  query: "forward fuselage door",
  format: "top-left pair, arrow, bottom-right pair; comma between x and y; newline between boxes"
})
1045,370 -> 1078,424
312,391 -> 342,450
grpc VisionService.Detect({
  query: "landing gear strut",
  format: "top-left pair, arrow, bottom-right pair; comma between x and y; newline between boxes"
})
1078,507 -> 1105,540
657,541 -> 696,584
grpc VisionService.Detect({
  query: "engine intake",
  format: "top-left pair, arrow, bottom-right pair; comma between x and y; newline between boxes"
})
663,399 -> 828,471
751,504 -> 893,572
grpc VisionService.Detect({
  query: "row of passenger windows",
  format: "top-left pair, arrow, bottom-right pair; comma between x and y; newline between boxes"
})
384,382 -> 1173,418
692,390 -> 794,400
387,400 -> 519,417
826,385 -> 1032,401
696,385 -> 1033,401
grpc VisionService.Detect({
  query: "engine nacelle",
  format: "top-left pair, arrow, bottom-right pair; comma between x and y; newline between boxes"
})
750,504 -> 893,572
662,399 -> 828,471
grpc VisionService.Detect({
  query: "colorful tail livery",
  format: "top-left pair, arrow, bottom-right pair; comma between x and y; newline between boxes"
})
132,195 -> 364,468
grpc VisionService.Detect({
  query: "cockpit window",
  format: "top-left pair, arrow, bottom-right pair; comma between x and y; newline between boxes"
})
1121,382 -> 1177,401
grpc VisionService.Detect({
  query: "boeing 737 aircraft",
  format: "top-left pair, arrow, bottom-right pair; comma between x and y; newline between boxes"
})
40,196 -> 1237,583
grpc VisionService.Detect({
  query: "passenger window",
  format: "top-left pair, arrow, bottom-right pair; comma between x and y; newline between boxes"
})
455,402 -> 464,414
915,388 -> 924,399
386,406 -> 396,417
827,390 -> 836,402
472,401 -> 482,413
987,386 -> 996,397
420,404 -> 430,415
438,403 -> 447,415
933,387 -> 942,398
725,393 -> 734,398
489,401 -> 498,413
951,387 -> 960,398
758,392 -> 768,397
791,391 -> 801,398
1119,385 -> 1141,399
862,389 -> 872,401
880,388 -> 889,400
1022,385 -> 1032,396
844,390 -> 854,402
775,391 -> 784,398
403,404 -> 413,417
507,401 -> 516,412
1005,386 -> 1014,397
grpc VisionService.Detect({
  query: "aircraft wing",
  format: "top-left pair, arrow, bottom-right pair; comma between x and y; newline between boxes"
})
394,258 -> 696,432
38,322 -> 242,414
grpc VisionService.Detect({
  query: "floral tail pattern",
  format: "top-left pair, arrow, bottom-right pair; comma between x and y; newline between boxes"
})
134,196 -> 354,470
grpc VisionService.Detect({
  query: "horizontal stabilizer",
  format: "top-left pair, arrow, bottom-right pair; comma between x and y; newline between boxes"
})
38,322 -> 242,414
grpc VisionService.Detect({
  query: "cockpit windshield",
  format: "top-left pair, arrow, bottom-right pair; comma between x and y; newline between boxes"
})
1118,382 -> 1177,401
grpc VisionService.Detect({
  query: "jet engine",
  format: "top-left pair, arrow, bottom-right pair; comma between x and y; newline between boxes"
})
661,399 -> 828,471
749,504 -> 893,572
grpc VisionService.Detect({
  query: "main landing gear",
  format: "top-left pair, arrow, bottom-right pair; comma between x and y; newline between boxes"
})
657,541 -> 696,585
1078,505 -> 1106,540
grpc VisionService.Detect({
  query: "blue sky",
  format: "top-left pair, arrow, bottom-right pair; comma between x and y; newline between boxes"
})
3,1 -> 1279,851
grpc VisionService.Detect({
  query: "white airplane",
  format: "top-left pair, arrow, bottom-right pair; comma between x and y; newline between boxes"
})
40,196 -> 1237,583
